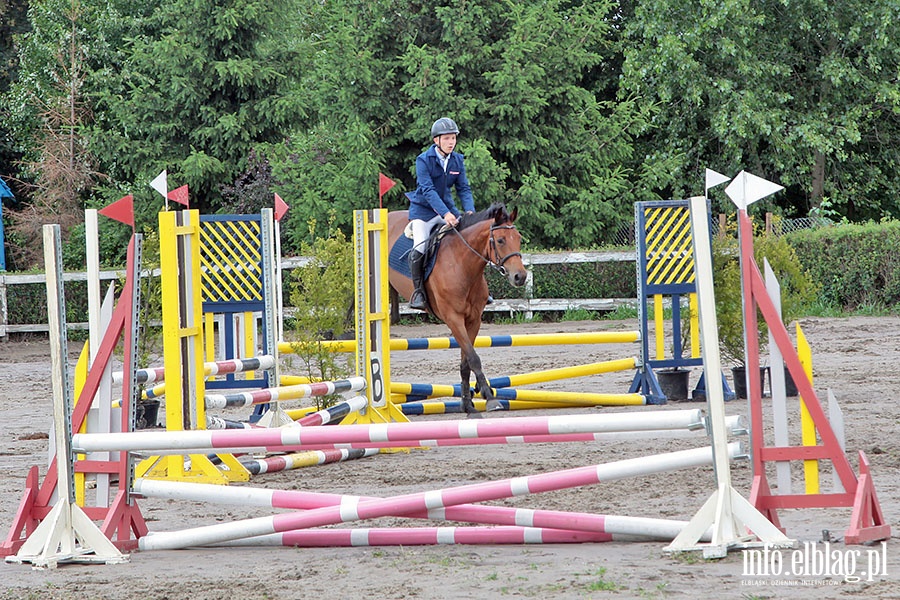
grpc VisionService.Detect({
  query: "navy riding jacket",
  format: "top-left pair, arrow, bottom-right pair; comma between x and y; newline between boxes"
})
410,144 -> 475,220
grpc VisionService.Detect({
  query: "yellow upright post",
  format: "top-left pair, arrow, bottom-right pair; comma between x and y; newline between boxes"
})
653,294 -> 665,360
797,323 -> 819,494
689,293 -> 700,358
137,209 -> 249,483
342,209 -> 407,424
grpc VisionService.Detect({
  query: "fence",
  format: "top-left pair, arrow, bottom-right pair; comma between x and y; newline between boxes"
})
0,214 -> 832,337
0,252 -> 636,338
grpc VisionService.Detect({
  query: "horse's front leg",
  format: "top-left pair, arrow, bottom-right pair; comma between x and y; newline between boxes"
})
460,345 -> 501,414
459,349 -> 479,418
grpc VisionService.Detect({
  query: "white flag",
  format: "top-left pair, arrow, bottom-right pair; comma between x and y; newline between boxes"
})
704,168 -> 731,192
149,170 -> 168,198
725,170 -> 783,210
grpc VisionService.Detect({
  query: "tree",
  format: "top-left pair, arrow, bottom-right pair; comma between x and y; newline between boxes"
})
86,0 -> 307,215
1,0 -> 98,268
0,0 -> 31,183
267,0 -> 677,251
620,0 -> 900,220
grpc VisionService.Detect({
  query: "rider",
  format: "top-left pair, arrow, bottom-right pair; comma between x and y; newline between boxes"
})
407,117 -> 475,311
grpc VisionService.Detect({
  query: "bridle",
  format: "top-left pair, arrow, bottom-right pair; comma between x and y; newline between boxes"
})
452,221 -> 522,277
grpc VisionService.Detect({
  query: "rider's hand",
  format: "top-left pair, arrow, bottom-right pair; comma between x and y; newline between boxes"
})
444,212 -> 459,227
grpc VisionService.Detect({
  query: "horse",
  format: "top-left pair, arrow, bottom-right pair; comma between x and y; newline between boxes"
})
387,204 -> 528,417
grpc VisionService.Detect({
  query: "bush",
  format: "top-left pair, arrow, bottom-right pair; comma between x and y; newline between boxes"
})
286,225 -> 354,409
714,226 -> 820,366
788,221 -> 900,310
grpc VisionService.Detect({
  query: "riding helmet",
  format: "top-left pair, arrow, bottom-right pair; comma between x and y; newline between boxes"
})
431,117 -> 460,138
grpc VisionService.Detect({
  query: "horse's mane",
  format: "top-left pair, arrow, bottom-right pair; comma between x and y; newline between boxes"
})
457,203 -> 509,231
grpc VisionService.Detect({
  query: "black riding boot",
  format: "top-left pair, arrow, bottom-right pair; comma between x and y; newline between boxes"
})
408,250 -> 428,311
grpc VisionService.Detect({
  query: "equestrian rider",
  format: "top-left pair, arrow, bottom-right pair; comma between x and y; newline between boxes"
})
407,117 -> 475,311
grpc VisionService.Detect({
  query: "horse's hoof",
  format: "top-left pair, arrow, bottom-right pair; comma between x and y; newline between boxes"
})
466,411 -> 483,419
485,399 -> 503,412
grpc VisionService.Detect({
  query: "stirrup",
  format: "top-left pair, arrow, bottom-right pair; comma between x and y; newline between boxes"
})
409,290 -> 428,311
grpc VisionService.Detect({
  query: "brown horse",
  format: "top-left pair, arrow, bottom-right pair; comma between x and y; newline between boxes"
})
387,204 -> 528,417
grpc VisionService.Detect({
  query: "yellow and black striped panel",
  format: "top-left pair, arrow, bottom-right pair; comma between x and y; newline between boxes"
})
643,205 -> 695,286
199,219 -> 263,302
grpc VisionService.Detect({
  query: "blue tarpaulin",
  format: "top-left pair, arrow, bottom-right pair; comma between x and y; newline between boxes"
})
0,177 -> 12,270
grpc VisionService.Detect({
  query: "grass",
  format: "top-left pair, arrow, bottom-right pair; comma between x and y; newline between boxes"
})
560,307 -> 596,321
577,567 -> 624,592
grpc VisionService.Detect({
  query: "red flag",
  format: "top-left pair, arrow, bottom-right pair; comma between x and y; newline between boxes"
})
167,184 -> 189,207
98,194 -> 135,228
378,173 -> 396,207
274,193 -> 289,221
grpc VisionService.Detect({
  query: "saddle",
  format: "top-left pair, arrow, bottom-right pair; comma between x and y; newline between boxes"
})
389,222 -> 453,280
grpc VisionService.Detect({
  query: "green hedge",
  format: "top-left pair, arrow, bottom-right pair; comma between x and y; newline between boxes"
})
485,259 -> 636,299
6,279 -> 91,327
787,221 -> 900,310
9,220 -> 900,328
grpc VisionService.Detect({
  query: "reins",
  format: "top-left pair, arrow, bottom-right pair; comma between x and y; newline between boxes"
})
449,222 -> 522,277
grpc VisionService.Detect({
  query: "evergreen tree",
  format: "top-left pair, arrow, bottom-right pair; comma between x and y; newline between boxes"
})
87,0 -> 306,214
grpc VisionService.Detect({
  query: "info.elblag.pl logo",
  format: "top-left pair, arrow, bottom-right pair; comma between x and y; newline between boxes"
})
742,541 -> 889,584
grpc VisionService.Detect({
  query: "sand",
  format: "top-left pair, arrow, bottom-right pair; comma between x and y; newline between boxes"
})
0,316 -> 897,599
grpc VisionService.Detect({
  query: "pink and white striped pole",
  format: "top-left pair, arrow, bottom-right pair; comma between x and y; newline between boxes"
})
138,442 -> 739,550
134,478 -> 716,541
74,409 -> 705,454
214,526 -> 616,547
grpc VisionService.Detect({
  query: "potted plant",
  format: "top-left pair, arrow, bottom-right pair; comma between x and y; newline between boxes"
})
712,221 -> 818,398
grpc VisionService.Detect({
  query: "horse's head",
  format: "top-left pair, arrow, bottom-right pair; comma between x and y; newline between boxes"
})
486,204 -> 527,288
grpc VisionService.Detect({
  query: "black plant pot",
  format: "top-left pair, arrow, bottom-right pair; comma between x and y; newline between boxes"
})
731,365 -> 768,399
656,368 -> 690,401
136,400 -> 160,429
783,365 -> 798,397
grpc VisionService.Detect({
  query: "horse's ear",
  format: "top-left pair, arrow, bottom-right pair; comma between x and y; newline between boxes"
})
509,207 -> 518,223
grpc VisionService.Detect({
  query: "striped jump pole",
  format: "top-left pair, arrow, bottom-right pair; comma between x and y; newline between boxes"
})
238,448 -> 379,476
113,355 -> 276,385
278,331 -> 641,355
72,409 -> 705,455
137,442 -> 739,550
393,383 -> 646,407
134,477 -> 724,542
401,399 -> 597,414
110,411 -> 740,455
295,395 -> 368,427
204,376 -> 367,409
212,527 -> 617,547
393,358 -> 638,403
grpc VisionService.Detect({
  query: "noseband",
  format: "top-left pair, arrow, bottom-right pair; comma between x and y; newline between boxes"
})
450,220 -> 522,276
488,224 -> 523,277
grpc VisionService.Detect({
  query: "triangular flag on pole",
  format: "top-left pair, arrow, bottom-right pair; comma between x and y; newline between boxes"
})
724,170 -> 784,211
378,173 -> 396,208
98,195 -> 135,228
274,193 -> 289,221
704,169 -> 731,193
167,184 -> 189,207
149,170 -> 168,198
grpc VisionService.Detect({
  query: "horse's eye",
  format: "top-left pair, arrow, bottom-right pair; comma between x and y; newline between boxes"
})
497,238 -> 505,245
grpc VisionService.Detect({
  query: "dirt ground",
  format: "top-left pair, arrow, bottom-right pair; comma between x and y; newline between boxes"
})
0,316 -> 898,599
